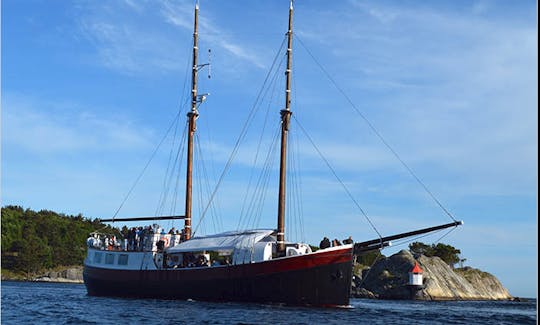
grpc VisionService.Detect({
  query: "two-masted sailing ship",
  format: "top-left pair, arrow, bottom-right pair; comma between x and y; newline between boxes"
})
83,2 -> 462,307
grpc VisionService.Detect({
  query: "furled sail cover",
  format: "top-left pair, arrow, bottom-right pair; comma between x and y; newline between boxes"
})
166,229 -> 275,253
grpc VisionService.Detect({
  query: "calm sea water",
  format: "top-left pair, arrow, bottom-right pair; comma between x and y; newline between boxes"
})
1,281 -> 536,324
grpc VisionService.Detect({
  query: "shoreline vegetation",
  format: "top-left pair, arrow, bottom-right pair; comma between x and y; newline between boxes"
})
1,206 -> 120,277
1,206 -> 517,301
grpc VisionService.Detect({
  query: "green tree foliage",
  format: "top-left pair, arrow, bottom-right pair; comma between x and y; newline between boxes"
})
408,242 -> 433,256
355,250 -> 384,267
409,241 -> 462,268
1,206 -> 119,275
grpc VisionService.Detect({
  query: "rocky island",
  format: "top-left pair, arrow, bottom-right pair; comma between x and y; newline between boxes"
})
352,249 -> 512,300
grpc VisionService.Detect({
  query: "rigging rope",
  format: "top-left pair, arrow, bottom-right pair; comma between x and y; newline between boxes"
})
433,225 -> 458,244
295,35 -> 457,224
156,120 -> 187,217
389,228 -> 445,248
237,50 -> 286,230
287,126 -> 305,242
110,109 -> 183,221
355,249 -> 384,290
381,224 -> 457,250
249,125 -> 281,230
156,38 -> 194,220
195,132 -> 222,234
155,117 -> 179,215
238,124 -> 280,231
292,115 -> 383,240
291,60 -> 306,243
192,37 -> 288,237
170,125 -> 188,215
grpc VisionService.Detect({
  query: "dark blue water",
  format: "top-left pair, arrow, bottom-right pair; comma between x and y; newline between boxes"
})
1,281 -> 536,324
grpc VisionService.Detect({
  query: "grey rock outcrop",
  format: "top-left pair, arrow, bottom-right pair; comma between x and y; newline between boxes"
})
352,250 -> 511,300
453,266 -> 512,300
33,266 -> 83,283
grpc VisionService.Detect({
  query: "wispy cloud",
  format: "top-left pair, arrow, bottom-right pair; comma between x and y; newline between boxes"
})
292,1 -> 537,200
159,0 -> 194,30
78,14 -> 185,74
158,0 -> 266,69
2,93 -> 154,154
75,0 -> 266,75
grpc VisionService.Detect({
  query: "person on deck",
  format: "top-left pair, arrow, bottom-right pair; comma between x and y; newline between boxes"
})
87,235 -> 94,248
180,229 -> 186,242
134,227 -> 140,250
343,236 -> 353,245
332,239 -> 342,246
319,237 -> 331,249
109,236 -> 116,250
95,234 -> 102,249
140,227 -> 147,251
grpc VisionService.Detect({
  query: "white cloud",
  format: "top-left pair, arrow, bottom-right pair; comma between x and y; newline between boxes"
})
159,0 -> 193,30
75,0 -> 266,75
78,18 -> 185,74
2,94 -> 154,154
292,1 -> 538,200
158,0 -> 266,69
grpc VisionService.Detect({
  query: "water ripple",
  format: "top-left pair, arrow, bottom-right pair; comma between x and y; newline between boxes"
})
1,281 -> 536,325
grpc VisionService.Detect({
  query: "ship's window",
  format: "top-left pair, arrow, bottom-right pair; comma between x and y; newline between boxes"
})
118,254 -> 129,265
105,253 -> 115,264
93,252 -> 103,264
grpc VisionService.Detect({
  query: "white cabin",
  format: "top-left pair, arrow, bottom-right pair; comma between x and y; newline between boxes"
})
85,229 -> 314,271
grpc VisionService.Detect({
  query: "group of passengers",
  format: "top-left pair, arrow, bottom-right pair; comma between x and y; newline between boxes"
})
166,253 -> 231,269
126,226 -> 154,251
87,225 -> 185,252
86,233 -> 122,251
185,253 -> 210,268
319,236 -> 353,249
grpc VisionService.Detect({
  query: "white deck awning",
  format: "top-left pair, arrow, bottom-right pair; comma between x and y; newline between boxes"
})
166,229 -> 275,253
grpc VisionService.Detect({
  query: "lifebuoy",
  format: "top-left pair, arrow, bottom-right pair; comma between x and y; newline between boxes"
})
161,236 -> 170,247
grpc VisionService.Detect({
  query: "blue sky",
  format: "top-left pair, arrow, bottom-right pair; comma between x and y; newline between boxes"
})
2,1 -> 537,297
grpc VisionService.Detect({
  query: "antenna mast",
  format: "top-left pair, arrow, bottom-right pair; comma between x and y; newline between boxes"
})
277,0 -> 294,255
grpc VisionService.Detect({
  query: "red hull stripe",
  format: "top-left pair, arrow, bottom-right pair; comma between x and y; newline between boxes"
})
250,247 -> 353,276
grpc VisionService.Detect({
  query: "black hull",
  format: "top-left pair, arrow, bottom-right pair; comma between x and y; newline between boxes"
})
84,248 -> 353,307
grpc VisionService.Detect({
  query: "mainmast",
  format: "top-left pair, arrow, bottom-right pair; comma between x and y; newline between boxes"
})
184,2 -> 200,241
277,1 -> 294,255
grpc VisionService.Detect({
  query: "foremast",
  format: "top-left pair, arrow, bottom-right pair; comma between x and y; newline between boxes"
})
184,2 -> 200,241
277,1 -> 294,255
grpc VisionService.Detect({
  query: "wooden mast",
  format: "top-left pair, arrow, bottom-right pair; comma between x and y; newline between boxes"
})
277,1 -> 294,255
184,2 -> 200,241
